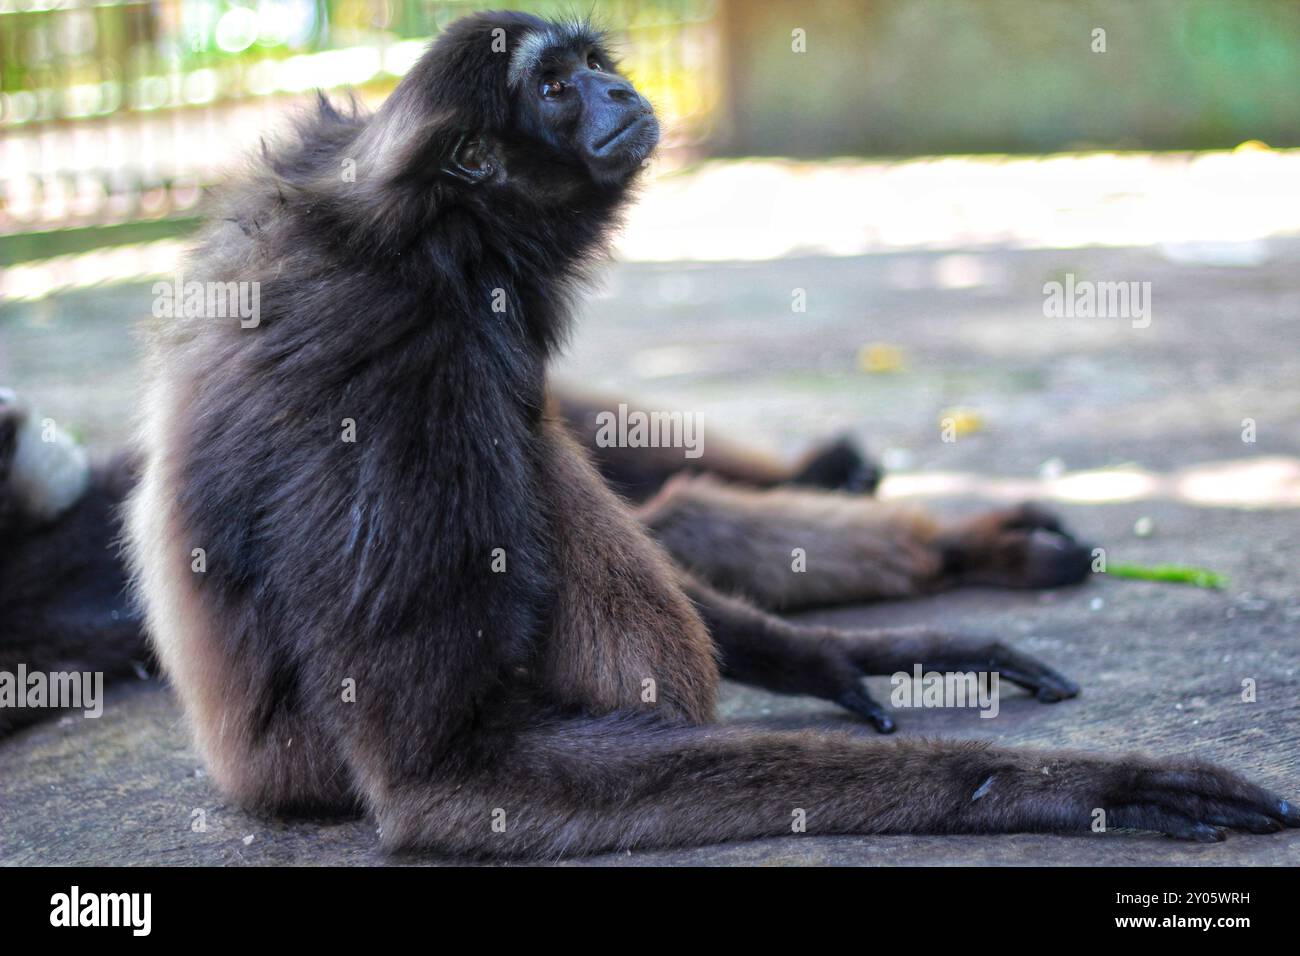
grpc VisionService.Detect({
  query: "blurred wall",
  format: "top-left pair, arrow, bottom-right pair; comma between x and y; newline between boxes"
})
717,0 -> 1300,155
0,0 -> 720,257
6,0 -> 1299,275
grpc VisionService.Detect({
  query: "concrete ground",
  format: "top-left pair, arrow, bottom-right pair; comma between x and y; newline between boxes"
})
1,175 -> 1298,865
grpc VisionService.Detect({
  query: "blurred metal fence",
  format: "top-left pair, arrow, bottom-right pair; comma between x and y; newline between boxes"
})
0,0 -> 721,258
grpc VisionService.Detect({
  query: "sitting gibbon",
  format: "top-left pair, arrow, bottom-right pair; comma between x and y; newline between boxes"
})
4,12 -> 1294,856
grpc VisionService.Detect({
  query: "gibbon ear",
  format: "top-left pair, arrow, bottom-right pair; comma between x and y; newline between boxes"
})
442,132 -> 500,184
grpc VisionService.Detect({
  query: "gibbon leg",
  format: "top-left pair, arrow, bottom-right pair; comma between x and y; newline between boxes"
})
638,478 -> 1093,612
291,462 -> 1291,857
366,711 -> 1298,856
680,574 -> 1079,733
550,387 -> 880,502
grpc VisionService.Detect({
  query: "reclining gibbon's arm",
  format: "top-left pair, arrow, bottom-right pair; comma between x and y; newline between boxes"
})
550,386 -> 881,502
120,11 -> 1296,856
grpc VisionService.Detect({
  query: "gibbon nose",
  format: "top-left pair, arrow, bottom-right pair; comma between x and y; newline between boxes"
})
605,81 -> 636,102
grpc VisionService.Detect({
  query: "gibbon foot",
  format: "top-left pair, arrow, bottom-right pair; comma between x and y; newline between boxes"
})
1048,756 -> 1300,840
790,436 -> 881,495
939,502 -> 1094,590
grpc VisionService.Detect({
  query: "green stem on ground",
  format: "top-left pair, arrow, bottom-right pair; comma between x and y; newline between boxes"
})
1106,562 -> 1227,589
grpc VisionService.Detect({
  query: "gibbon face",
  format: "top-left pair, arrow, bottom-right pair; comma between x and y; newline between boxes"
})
507,28 -> 659,183
436,18 -> 659,195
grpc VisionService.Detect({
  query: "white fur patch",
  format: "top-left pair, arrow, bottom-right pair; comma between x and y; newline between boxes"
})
507,28 -> 557,89
507,22 -> 596,90
9,412 -> 90,522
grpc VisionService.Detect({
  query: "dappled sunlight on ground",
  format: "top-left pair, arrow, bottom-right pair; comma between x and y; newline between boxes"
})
881,456 -> 1300,508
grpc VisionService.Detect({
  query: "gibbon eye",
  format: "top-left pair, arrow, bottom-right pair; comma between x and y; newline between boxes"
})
587,56 -> 603,71
540,78 -> 567,98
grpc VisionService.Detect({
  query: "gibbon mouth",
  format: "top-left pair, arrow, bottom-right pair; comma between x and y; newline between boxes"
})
592,112 -> 652,154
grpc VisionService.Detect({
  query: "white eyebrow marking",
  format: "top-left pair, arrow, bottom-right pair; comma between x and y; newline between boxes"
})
508,29 -> 557,89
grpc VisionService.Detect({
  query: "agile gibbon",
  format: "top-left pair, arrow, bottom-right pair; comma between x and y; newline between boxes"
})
10,12 -> 1296,855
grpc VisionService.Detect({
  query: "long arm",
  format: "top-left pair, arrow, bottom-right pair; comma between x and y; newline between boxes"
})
680,573 -> 1078,733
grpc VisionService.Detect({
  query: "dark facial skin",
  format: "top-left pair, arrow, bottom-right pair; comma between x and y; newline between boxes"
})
522,46 -> 659,182
445,39 -> 659,190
